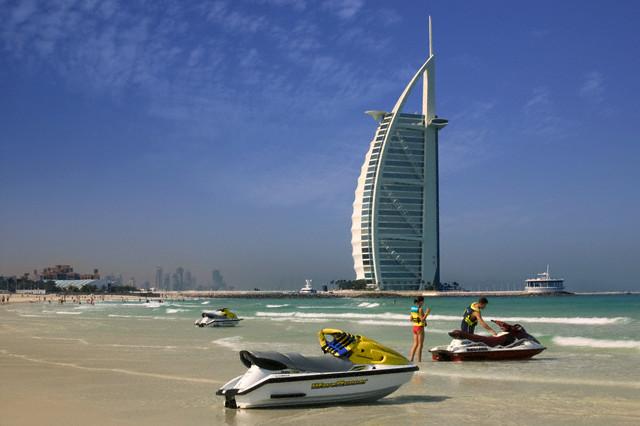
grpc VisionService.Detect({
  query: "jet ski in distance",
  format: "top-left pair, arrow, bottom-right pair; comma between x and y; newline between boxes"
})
194,308 -> 242,327
217,328 -> 418,408
429,320 -> 545,361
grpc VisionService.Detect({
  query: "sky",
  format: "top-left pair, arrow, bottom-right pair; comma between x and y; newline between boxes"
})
1,0 -> 639,291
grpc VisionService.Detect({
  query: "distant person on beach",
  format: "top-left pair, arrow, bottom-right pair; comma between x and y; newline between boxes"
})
461,297 -> 497,335
409,296 -> 431,362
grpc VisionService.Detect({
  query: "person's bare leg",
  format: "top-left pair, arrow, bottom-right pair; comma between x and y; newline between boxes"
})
417,331 -> 425,362
409,333 -> 418,362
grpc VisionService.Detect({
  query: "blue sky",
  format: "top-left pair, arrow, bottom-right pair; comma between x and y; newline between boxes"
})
1,0 -> 639,290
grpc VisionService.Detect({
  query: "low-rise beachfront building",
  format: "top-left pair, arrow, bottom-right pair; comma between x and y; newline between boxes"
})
40,265 -> 100,281
54,279 -> 108,291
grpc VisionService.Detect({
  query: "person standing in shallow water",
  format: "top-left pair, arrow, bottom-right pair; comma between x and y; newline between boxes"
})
409,296 -> 431,362
461,297 -> 498,335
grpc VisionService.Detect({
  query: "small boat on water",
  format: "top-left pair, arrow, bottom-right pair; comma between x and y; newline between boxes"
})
524,265 -> 565,293
217,328 -> 418,408
299,279 -> 317,294
194,308 -> 242,327
429,320 -> 546,361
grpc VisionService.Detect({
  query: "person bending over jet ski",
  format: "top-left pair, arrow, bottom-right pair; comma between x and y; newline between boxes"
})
461,297 -> 498,336
409,296 -> 431,362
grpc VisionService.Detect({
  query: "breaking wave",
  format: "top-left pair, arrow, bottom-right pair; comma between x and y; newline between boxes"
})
265,304 -> 289,308
357,302 -> 380,308
552,336 -> 640,349
355,320 -> 449,333
255,311 -> 629,326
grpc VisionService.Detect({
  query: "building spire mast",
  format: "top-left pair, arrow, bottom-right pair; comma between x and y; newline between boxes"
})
429,15 -> 433,57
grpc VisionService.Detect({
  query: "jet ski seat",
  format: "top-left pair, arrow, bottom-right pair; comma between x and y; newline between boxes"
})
239,350 -> 354,373
448,330 -> 516,347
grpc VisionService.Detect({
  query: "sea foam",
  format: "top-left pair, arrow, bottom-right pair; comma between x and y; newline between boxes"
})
165,308 -> 188,314
212,336 -> 243,351
255,311 -> 629,326
553,336 -> 640,349
357,302 -> 380,308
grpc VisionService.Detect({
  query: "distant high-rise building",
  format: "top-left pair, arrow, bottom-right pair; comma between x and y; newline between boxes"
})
171,273 -> 178,291
212,269 -> 227,290
351,18 -> 448,291
176,267 -> 184,290
155,267 -> 163,290
185,270 -> 193,289
163,273 -> 170,290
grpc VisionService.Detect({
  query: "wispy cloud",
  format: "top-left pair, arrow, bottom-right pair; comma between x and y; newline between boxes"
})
0,0 -> 408,207
0,0 -> 401,117
377,8 -> 402,26
579,71 -> 604,103
322,0 -> 364,20
440,100 -> 497,174
247,0 -> 307,11
523,86 -> 551,111
522,86 -> 568,138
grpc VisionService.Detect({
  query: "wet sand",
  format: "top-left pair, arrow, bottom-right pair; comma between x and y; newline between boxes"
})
1,305 -> 639,425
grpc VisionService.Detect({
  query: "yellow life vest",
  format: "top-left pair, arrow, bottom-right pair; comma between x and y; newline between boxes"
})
463,303 -> 480,327
410,305 -> 426,327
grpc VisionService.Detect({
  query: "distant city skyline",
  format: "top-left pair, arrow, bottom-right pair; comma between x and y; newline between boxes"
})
1,1 -> 639,291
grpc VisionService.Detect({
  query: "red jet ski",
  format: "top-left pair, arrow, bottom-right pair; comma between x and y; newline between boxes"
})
429,320 -> 546,361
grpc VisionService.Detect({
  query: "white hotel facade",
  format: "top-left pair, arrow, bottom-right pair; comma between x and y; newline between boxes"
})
351,18 -> 448,291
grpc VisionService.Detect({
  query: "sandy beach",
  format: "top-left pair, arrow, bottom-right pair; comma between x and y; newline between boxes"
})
1,298 -> 639,425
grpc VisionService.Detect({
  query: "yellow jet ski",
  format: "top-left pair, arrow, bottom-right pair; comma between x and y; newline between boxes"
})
217,328 -> 418,408
194,308 -> 242,327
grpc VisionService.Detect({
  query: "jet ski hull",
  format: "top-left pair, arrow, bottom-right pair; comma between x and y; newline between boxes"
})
194,318 -> 241,327
430,320 -> 546,361
218,365 -> 418,408
430,347 -> 545,361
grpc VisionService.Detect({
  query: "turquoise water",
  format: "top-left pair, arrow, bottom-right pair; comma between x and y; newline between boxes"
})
4,294 -> 640,425
10,295 -> 640,388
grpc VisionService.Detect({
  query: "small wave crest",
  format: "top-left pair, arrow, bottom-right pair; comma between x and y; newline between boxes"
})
121,302 -> 163,308
256,311 -> 405,320
553,336 -> 640,349
357,302 -> 380,308
265,304 -> 289,308
212,336 -> 243,351
165,308 -> 188,314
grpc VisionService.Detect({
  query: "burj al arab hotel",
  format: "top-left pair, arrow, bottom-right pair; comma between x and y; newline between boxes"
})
351,18 -> 448,291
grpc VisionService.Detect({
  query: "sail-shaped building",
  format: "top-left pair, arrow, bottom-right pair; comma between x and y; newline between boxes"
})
351,18 -> 448,291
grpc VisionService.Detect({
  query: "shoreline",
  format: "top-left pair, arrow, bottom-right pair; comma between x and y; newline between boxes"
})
1,290 -> 637,305
172,289 -> 640,298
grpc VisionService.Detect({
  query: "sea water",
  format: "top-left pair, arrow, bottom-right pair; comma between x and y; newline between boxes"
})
3,295 -> 639,424
16,295 -> 640,383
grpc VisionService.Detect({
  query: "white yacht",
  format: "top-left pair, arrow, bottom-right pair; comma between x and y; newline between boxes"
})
299,279 -> 317,294
524,265 -> 565,293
